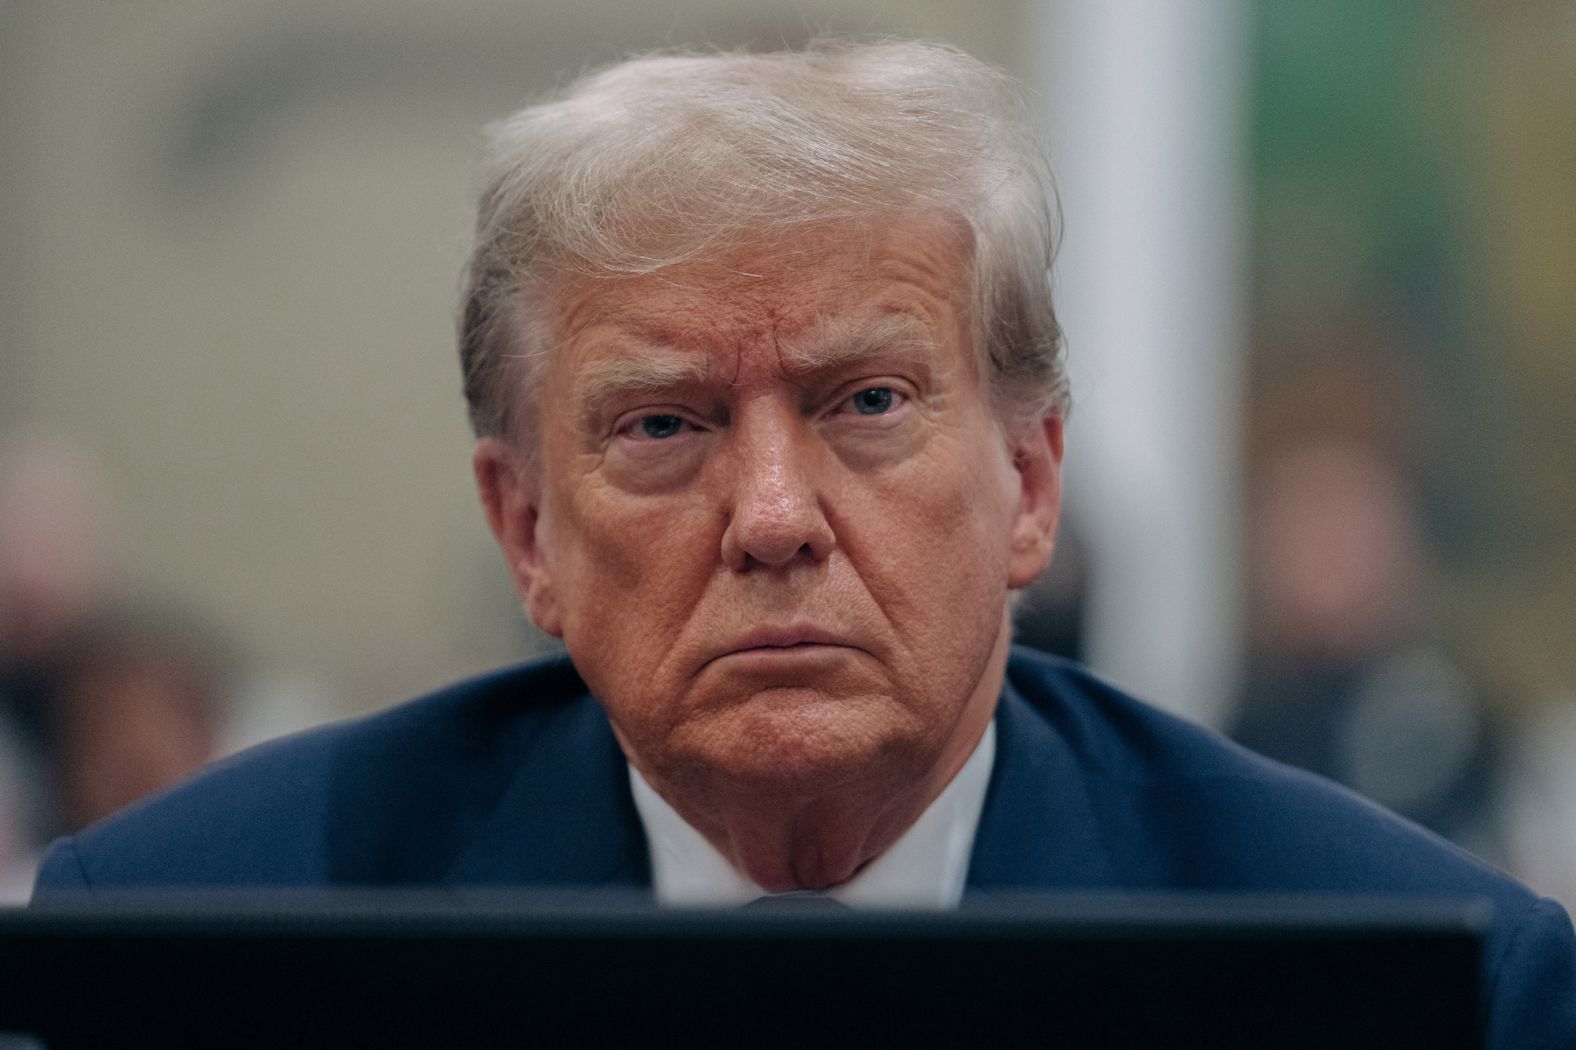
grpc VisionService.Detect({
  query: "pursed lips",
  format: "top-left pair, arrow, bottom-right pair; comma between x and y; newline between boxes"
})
708,626 -> 864,666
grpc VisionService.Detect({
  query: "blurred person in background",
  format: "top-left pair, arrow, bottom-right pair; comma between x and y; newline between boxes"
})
47,604 -> 226,834
1246,2 -> 1576,906
0,437 -> 115,865
1233,435 -> 1507,860
0,438 -> 231,899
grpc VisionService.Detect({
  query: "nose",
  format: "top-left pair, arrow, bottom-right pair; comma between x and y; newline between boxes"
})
719,404 -> 836,572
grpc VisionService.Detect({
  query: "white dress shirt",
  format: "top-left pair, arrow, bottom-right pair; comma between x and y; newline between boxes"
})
629,721 -> 996,909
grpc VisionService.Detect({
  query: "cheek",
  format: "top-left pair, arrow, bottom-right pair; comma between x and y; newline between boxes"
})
849,428 -> 1018,643
546,475 -> 717,664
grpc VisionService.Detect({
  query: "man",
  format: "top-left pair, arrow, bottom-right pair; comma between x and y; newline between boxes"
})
32,41 -> 1574,1043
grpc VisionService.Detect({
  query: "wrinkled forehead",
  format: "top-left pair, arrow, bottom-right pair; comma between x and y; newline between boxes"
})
539,214 -> 978,375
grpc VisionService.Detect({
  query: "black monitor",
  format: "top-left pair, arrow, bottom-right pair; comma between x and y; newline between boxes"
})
1,892 -> 1486,1049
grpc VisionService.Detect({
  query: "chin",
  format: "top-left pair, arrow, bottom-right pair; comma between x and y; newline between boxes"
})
674,688 -> 922,793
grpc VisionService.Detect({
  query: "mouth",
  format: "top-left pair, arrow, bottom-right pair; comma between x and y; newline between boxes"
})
708,626 -> 863,666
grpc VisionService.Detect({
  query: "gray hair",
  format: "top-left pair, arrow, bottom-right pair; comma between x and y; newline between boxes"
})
459,39 -> 1067,447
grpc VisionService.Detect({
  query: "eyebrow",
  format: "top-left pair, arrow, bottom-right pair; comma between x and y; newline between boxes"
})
573,344 -> 712,421
576,348 -> 711,396
572,311 -> 941,420
775,312 -> 941,376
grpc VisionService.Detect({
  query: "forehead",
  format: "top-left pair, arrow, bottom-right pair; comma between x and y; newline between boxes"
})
542,216 -> 975,388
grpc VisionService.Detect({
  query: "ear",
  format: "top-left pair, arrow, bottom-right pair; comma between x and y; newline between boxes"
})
1005,413 -> 1064,589
472,437 -> 563,637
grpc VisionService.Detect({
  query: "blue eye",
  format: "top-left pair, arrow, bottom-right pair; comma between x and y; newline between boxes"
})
851,387 -> 896,415
640,414 -> 685,438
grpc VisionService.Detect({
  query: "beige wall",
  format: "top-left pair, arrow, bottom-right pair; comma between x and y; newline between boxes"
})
0,1 -> 1023,717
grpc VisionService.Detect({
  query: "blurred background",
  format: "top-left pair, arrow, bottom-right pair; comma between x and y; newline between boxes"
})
1,1 -> 1571,903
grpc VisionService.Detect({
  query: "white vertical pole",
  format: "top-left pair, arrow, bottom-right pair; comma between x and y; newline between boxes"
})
1021,0 -> 1251,725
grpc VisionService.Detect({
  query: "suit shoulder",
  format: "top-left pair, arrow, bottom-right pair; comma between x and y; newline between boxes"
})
1003,647 -> 1537,900
35,656 -> 589,892
1005,647 -> 1262,781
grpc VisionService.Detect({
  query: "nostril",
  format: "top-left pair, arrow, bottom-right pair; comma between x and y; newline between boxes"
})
720,503 -> 833,572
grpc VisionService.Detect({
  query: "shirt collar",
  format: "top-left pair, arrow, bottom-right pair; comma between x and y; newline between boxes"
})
629,720 -> 996,909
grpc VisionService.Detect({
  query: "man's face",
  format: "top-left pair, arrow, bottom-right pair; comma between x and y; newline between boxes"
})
478,217 -> 1061,810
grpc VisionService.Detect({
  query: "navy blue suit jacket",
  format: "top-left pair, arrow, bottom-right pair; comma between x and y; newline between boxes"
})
34,649 -> 1576,1046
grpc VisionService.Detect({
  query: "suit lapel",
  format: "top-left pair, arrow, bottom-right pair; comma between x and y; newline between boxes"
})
966,677 -> 1118,891
444,691 -> 651,893
441,656 -> 1115,894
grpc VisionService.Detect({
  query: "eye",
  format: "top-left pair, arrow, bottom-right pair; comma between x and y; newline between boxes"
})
849,387 -> 899,415
638,414 -> 685,439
